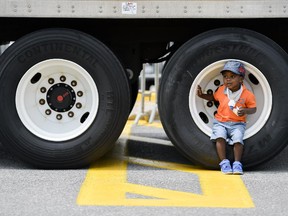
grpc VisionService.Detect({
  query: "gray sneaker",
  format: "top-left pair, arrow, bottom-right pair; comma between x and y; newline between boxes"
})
233,161 -> 243,175
219,159 -> 233,174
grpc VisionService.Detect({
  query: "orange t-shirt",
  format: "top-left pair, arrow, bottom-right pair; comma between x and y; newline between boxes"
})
214,84 -> 256,122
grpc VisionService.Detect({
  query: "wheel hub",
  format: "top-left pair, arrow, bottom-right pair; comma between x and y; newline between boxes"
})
16,59 -> 99,141
47,83 -> 76,112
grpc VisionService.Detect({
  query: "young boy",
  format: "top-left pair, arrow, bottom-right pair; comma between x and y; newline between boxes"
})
197,60 -> 257,174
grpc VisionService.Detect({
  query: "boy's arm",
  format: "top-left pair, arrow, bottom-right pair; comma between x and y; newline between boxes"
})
237,107 -> 257,117
237,92 -> 257,116
197,85 -> 215,101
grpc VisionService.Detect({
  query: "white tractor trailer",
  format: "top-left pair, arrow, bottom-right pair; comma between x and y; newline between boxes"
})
0,0 -> 287,169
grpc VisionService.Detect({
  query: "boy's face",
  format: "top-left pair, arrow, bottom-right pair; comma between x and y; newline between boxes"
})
222,71 -> 244,92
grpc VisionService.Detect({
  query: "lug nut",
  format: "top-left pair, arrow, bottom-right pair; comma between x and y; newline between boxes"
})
60,75 -> 66,82
71,80 -> 77,86
76,102 -> 82,109
45,109 -> 51,115
39,99 -> 46,105
207,101 -> 213,107
207,89 -> 213,95
40,87 -> 46,93
77,91 -> 83,97
214,79 -> 221,86
48,78 -> 55,84
68,111 -> 74,117
56,114 -> 62,120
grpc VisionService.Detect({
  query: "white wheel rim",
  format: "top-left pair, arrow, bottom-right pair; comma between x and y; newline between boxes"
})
189,59 -> 272,139
16,59 -> 99,141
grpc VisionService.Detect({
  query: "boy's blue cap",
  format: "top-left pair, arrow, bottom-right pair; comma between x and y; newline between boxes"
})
221,60 -> 246,77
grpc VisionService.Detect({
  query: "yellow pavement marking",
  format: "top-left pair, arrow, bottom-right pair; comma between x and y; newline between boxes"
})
136,92 -> 157,102
134,120 -> 163,128
121,120 -> 134,136
77,121 -> 254,208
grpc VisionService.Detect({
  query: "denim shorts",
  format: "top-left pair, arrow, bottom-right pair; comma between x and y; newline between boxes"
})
210,120 -> 246,145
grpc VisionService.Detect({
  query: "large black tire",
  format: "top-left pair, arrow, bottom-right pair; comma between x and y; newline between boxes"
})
158,28 -> 288,169
0,28 -> 130,168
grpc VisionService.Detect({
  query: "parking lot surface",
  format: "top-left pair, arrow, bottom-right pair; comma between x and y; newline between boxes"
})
1,98 -> 288,215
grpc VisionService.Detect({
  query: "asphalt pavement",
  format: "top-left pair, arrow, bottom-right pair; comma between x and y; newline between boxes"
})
1,96 -> 288,216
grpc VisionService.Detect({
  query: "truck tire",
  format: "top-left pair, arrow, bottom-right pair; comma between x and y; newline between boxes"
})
158,28 -> 288,169
0,28 -> 130,168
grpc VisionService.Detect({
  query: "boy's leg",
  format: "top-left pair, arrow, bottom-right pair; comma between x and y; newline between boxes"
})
216,138 -> 226,161
233,142 -> 244,175
211,121 -> 232,174
229,123 -> 245,174
216,138 -> 232,174
229,123 -> 245,161
234,142 -> 243,161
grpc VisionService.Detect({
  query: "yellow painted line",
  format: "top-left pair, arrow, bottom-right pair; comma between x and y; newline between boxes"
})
77,121 -> 254,208
136,92 -> 157,102
121,119 -> 162,135
121,120 -> 134,136
133,119 -> 163,128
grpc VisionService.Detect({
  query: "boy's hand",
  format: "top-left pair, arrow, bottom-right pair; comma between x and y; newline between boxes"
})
197,85 -> 203,97
197,85 -> 215,101
237,107 -> 257,116
237,107 -> 245,116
